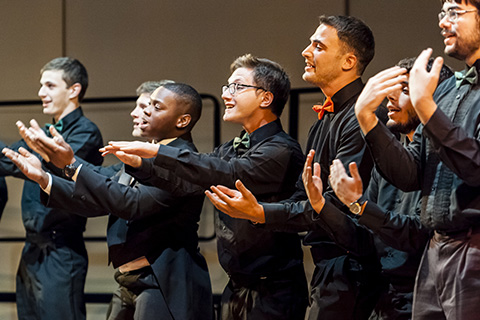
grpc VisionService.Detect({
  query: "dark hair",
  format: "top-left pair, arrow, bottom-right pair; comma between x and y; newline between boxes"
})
162,82 -> 202,131
318,15 -> 375,75
136,80 -> 175,96
396,57 -> 454,84
230,53 -> 290,117
41,57 -> 89,102
441,0 -> 480,12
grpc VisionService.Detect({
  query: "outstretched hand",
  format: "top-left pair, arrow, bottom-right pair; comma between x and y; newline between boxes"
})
302,149 -> 325,213
100,149 -> 142,168
328,159 -> 363,206
101,141 -> 159,159
16,119 -> 74,168
2,147 -> 49,189
205,180 -> 266,224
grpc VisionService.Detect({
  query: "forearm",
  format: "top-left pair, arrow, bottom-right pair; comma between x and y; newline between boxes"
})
358,201 -> 430,252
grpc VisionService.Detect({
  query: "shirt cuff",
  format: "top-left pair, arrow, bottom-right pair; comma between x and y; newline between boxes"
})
41,173 -> 53,195
72,164 -> 83,182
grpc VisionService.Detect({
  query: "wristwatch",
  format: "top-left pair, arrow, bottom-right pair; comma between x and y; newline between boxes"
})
63,160 -> 79,179
349,197 -> 366,215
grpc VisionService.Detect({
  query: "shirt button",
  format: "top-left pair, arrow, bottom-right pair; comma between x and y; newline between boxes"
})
456,95 -> 461,99
80,195 -> 86,201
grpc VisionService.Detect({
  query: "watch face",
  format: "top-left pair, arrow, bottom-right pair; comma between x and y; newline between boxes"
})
349,202 -> 362,215
63,165 -> 77,178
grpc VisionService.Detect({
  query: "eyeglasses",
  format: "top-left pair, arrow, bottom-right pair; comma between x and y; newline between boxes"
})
222,83 -> 266,95
438,8 -> 477,22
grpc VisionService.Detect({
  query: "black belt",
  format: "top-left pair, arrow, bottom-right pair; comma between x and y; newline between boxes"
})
434,225 -> 480,239
229,264 -> 304,288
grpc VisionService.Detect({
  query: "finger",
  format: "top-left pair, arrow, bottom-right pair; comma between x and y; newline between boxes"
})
16,121 -> 31,141
17,147 -> 33,158
30,119 -> 42,131
235,180 -> 256,201
2,148 -> 15,157
205,190 -> 229,212
210,185 -> 236,206
108,141 -> 130,147
303,149 -> 315,172
50,126 -> 66,145
205,190 -> 226,206
413,48 -> 433,70
313,162 -> 321,178
215,185 -> 240,198
430,56 -> 444,76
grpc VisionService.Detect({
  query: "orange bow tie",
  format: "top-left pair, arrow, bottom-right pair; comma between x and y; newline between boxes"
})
312,96 -> 334,120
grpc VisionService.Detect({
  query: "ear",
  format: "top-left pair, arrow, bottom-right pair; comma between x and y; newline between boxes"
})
176,114 -> 192,129
68,83 -> 82,100
342,53 -> 358,72
259,91 -> 274,109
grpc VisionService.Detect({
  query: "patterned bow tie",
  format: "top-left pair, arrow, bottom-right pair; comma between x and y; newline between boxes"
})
312,96 -> 334,120
45,119 -> 64,133
455,65 -> 478,88
233,131 -> 250,154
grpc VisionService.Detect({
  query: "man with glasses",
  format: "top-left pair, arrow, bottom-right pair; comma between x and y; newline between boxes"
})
102,54 -> 309,319
200,15 -> 382,319
351,0 -> 480,318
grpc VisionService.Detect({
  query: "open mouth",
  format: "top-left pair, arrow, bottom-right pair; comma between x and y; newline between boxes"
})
305,61 -> 315,71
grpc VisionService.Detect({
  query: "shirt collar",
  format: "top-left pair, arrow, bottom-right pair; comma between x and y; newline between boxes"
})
328,78 -> 364,114
246,118 -> 283,147
54,107 -> 83,132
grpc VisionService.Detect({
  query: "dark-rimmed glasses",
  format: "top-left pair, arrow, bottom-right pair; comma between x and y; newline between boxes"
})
222,83 -> 266,95
438,8 -> 477,22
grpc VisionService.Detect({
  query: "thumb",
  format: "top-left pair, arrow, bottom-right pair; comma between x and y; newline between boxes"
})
348,162 -> 360,180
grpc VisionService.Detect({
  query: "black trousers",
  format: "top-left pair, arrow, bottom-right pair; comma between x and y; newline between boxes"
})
221,266 -> 308,320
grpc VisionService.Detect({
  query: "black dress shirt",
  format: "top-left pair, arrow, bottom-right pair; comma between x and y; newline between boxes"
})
365,60 -> 480,232
0,107 -> 103,235
127,119 -> 306,278
258,79 -> 385,319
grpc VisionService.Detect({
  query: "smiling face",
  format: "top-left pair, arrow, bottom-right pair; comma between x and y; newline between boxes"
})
301,24 -> 348,88
221,67 -> 266,130
440,1 -> 480,64
130,92 -> 151,138
38,70 -> 75,121
386,76 -> 420,138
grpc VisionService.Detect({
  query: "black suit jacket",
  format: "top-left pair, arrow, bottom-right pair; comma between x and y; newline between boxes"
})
43,137 -> 212,320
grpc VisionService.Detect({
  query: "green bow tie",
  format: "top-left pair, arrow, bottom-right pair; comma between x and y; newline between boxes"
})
45,119 -> 64,134
455,66 -> 478,88
233,131 -> 250,154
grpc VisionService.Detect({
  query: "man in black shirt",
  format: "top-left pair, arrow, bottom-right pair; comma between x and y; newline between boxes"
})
102,54 -> 309,319
206,16 -> 382,319
0,57 -> 103,320
303,58 -> 453,319
350,0 -> 480,318
4,82 -> 213,320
